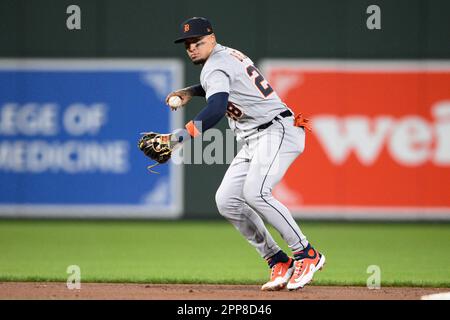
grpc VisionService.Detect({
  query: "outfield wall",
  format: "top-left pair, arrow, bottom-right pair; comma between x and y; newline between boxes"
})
0,0 -> 449,220
261,60 -> 450,220
0,59 -> 184,218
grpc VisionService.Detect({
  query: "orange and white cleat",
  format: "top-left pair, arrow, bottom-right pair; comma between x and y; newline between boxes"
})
261,257 -> 295,291
287,245 -> 325,291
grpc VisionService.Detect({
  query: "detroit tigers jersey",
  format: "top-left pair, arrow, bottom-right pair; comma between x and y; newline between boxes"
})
200,44 -> 291,139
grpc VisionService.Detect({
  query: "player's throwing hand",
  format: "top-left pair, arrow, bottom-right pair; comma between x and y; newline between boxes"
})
165,89 -> 192,110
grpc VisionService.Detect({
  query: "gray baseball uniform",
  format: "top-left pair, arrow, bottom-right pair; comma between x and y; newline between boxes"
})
201,44 -> 288,140
204,44 -> 309,259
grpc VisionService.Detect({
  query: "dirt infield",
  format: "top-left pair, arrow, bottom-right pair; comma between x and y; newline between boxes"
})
0,282 -> 448,300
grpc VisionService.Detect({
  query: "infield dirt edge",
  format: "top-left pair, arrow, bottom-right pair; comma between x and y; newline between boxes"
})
1,282 -> 449,300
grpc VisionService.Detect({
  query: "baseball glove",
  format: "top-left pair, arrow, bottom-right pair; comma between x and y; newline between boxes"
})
138,132 -> 173,173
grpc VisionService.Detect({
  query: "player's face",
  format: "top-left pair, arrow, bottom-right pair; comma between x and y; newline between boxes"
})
184,34 -> 216,65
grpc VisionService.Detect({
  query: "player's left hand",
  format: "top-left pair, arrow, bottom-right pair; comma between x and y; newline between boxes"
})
138,132 -> 175,173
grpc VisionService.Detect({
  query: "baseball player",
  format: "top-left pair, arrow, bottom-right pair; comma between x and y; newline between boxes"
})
139,17 -> 325,291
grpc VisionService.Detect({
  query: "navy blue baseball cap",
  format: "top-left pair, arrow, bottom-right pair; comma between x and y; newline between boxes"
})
174,17 -> 214,43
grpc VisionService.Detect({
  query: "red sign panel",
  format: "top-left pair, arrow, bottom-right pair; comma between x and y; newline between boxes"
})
262,61 -> 450,219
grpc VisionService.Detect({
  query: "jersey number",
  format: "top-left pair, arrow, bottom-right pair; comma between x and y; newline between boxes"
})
226,102 -> 243,121
246,65 -> 274,97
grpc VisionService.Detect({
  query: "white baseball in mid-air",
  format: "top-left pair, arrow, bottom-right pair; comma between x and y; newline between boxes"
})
168,96 -> 182,108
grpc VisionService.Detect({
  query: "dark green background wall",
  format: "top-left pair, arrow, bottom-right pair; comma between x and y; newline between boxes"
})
1,0 -> 449,218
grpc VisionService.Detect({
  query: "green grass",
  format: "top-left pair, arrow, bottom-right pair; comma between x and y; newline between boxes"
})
0,220 -> 449,287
